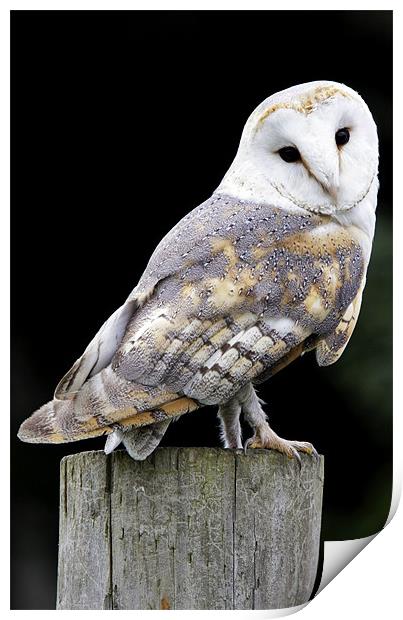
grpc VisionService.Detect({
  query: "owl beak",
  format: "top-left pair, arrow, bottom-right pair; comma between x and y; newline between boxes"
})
323,173 -> 339,201
311,165 -> 339,202
301,149 -> 340,202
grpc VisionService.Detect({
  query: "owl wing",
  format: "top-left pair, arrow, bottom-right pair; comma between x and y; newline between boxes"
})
54,281 -> 165,400
21,195 -> 366,444
54,298 -> 139,399
315,280 -> 365,366
48,300 -> 312,444
114,232 -> 365,411
53,195 -> 225,400
53,194 -> 244,400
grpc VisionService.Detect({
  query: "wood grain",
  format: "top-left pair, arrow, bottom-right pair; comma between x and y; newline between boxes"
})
57,448 -> 323,610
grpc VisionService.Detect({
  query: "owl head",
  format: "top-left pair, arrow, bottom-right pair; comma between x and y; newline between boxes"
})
219,81 -> 379,218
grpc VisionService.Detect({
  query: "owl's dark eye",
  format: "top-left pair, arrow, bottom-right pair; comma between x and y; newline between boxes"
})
278,146 -> 301,163
335,127 -> 350,146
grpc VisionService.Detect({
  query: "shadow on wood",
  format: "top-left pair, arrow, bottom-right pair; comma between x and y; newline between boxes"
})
57,448 -> 324,610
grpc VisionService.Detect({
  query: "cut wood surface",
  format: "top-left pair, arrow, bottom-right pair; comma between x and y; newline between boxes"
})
57,448 -> 324,610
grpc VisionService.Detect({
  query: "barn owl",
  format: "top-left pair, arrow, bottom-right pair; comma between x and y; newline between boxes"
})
18,80 -> 379,463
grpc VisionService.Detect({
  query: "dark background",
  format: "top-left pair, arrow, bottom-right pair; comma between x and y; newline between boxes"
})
11,10 -> 392,609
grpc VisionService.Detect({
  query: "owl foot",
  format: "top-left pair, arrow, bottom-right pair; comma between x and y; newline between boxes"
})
217,401 -> 243,449
244,423 -> 318,467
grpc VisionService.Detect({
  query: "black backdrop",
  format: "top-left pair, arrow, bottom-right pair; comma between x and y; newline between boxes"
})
11,10 -> 392,609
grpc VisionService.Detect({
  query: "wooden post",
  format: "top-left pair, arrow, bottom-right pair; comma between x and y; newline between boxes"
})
57,448 -> 323,610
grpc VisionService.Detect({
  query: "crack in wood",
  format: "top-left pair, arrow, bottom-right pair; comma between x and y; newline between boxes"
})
57,449 -> 323,610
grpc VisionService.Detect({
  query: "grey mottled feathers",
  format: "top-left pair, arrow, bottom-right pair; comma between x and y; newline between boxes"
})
55,299 -> 138,399
105,420 -> 172,460
18,193 -> 366,446
123,420 -> 172,460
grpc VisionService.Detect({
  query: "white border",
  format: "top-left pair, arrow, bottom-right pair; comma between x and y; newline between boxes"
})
1,0 -> 11,615
3,1 -> 399,9
2,2 -> 400,617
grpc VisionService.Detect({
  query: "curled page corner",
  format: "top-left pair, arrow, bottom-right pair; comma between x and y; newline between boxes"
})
209,602 -> 309,618
385,473 -> 401,526
268,602 -> 310,617
316,471 -> 400,597
317,535 -> 377,594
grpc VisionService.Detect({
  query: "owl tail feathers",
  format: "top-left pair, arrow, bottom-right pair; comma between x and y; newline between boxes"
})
18,367 -> 200,445
17,396 -> 114,444
105,419 -> 172,460
17,399 -> 76,444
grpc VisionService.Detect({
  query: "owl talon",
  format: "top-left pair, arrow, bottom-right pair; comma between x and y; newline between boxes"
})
243,436 -> 260,454
311,446 -> 319,462
289,446 -> 302,469
244,426 -> 316,467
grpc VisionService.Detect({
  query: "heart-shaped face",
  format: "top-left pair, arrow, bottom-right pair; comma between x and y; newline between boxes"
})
219,81 -> 379,218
